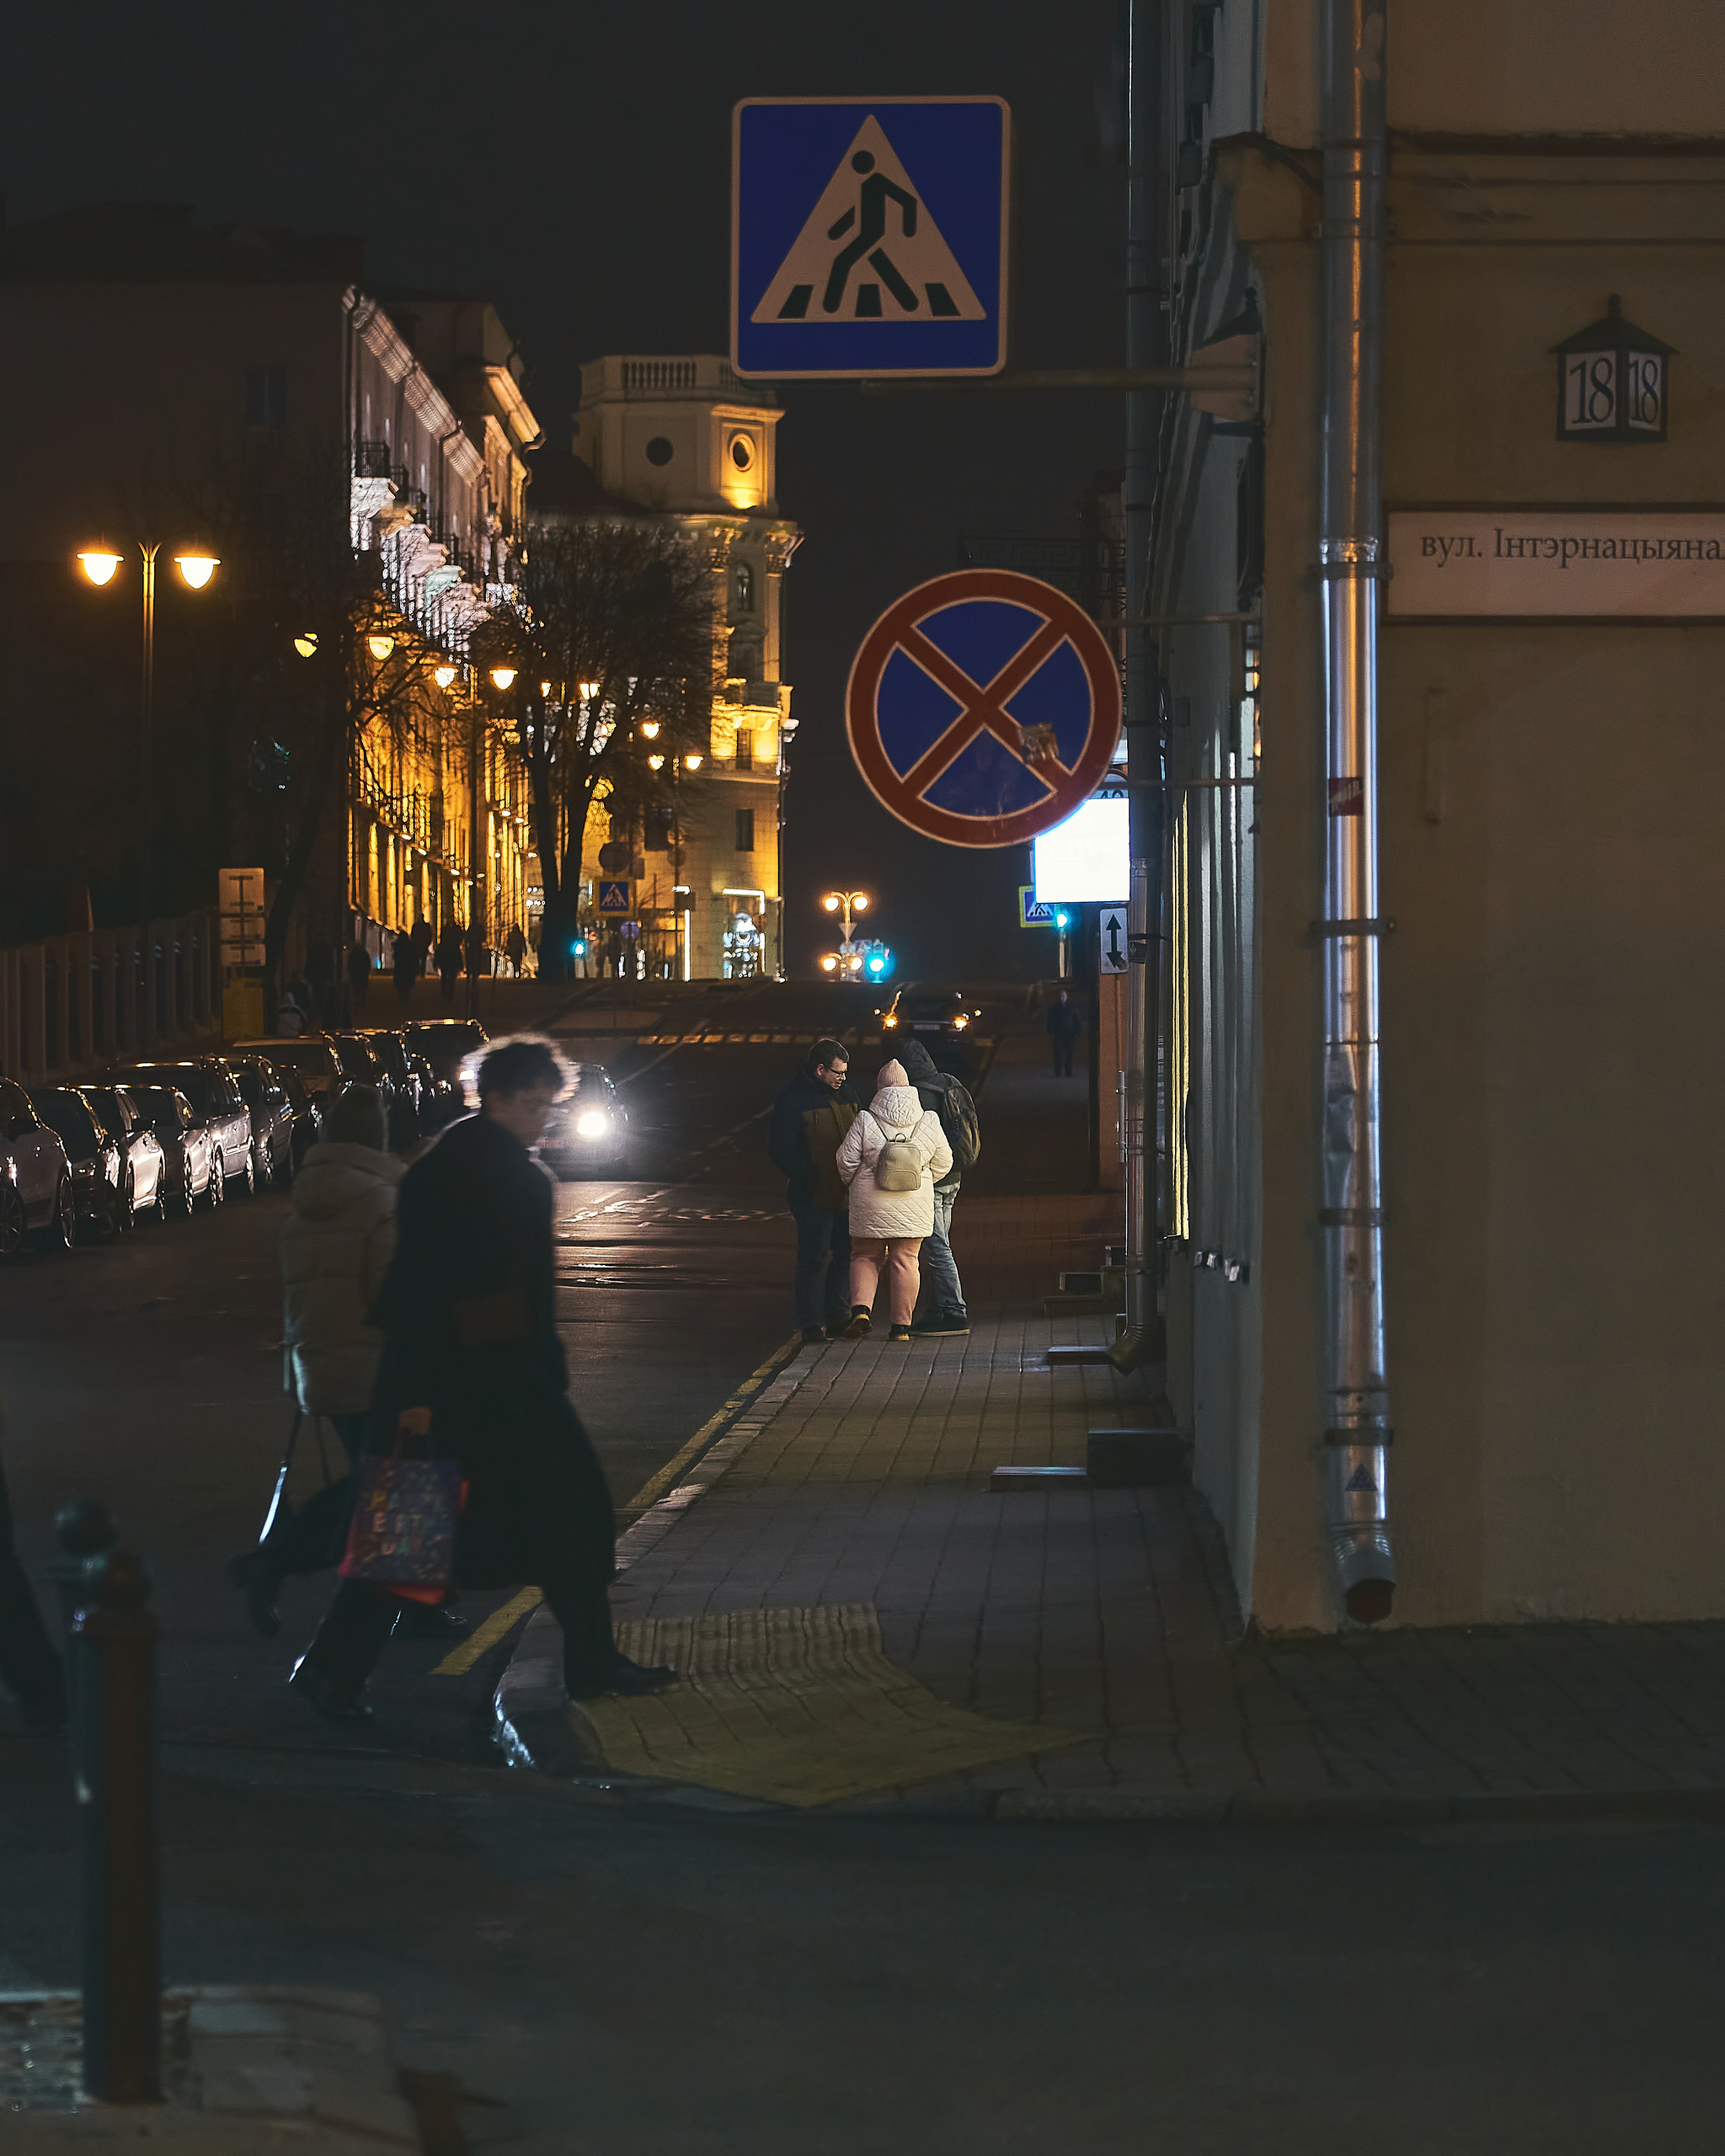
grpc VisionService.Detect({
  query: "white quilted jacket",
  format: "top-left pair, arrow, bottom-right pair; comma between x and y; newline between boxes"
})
836,1086 -> 953,1241
280,1142 -> 405,1414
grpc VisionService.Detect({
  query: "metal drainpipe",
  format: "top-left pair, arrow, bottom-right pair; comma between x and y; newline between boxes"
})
1318,0 -> 1396,1623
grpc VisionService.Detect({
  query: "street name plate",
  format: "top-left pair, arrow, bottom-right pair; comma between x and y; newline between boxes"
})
1387,509 -> 1725,619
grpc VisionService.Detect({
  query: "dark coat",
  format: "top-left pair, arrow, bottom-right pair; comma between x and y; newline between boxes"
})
897,1039 -> 979,1194
369,1113 -> 613,1589
768,1068 -> 861,1209
1046,998 -> 1084,1041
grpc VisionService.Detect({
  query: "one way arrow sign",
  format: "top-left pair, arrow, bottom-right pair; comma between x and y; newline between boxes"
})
1100,912 -> 1127,975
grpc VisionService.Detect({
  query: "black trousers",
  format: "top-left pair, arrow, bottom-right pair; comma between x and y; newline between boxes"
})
303,1561 -> 614,1695
0,1450 -> 64,1726
1051,1037 -> 1076,1076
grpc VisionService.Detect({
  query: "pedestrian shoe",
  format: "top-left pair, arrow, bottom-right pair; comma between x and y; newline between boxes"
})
801,1324 -> 828,1346
841,1306 -> 872,1339
287,1656 -> 374,1721
888,1324 -> 913,1342
392,1602 -> 471,1641
567,1655 -> 678,1701
911,1315 -> 970,1337
228,1548 -> 282,1640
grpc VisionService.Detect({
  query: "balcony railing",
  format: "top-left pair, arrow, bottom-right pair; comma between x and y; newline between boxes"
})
354,439 -> 393,479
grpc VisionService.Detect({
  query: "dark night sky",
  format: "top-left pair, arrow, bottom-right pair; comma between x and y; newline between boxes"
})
5,1 -> 1124,981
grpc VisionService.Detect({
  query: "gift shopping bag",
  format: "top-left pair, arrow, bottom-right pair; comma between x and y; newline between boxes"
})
339,1452 -> 462,1587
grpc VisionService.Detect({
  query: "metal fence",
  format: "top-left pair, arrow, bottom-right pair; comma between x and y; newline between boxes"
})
0,911 -> 224,1084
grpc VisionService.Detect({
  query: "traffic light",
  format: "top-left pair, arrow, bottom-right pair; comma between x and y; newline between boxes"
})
1053,909 -> 1071,931
571,937 -> 588,958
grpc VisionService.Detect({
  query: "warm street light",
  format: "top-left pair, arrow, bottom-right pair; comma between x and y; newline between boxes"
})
367,633 -> 395,661
76,537 -> 219,958
820,953 -> 839,974
648,753 -> 665,771
434,664 -> 457,690
293,632 -> 318,659
540,679 -> 553,696
579,680 -> 601,702
639,719 -> 661,739
683,752 -> 703,771
489,665 -> 517,691
820,889 -> 873,943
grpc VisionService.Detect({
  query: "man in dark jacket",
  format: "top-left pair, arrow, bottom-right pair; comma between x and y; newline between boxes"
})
289,1035 -> 674,1719
898,1039 -> 978,1337
767,1038 -> 860,1345
1046,987 -> 1083,1076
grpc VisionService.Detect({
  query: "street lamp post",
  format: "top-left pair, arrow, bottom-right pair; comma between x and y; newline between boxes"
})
78,542 -> 219,1044
820,888 -> 872,977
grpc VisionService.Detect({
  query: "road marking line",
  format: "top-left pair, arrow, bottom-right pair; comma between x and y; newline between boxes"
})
431,1328 -> 803,1677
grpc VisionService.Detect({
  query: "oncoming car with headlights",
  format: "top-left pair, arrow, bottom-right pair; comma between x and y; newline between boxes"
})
877,988 -> 981,1043
537,1065 -> 629,1179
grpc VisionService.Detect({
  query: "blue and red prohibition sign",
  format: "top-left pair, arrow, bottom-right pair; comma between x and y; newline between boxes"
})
845,568 -> 1122,849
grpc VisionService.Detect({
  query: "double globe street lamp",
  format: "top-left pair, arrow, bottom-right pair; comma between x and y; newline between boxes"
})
77,542 -> 221,935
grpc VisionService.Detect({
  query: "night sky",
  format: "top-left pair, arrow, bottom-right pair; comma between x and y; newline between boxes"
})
6,0 -> 1124,982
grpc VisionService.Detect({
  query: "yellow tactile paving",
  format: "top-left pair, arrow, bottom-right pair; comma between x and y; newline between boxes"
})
574,1604 -> 1086,1808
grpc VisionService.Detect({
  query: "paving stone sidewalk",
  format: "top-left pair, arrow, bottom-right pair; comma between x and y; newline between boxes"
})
502,1187 -> 1725,1820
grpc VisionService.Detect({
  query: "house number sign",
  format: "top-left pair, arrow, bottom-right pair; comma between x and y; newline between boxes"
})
1552,296 -> 1674,445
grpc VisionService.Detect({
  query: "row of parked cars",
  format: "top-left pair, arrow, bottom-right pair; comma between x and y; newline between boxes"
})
0,1020 -> 489,1257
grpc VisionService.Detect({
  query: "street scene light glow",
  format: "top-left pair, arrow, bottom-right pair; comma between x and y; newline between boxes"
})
293,632 -> 318,659
489,665 -> 517,690
822,894 -> 840,912
684,752 -> 702,770
649,753 -> 665,771
433,664 -> 457,689
367,633 -> 395,661
78,551 -> 123,586
174,553 -> 219,589
640,719 -> 661,739
852,894 -> 869,912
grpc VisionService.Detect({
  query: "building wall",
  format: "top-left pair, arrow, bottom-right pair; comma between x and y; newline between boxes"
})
1164,3 -> 1725,1630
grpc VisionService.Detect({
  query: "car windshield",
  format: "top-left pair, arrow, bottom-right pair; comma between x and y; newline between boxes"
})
31,1091 -> 99,1158
574,1069 -> 614,1098
361,1035 -> 409,1077
334,1038 -> 379,1078
128,1086 -> 184,1130
240,1038 -> 334,1079
406,1022 -> 487,1065
901,995 -> 964,1018
232,1067 -> 263,1107
83,1089 -> 128,1141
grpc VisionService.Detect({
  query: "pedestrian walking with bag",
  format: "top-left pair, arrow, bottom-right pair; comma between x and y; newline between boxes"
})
834,1059 -> 953,1343
288,1037 -> 674,1720
897,1039 -> 980,1337
767,1038 -> 861,1345
232,1087 -> 459,1643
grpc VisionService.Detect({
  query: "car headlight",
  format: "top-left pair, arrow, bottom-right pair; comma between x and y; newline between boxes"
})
884,1014 -> 897,1027
953,1015 -> 968,1029
574,1109 -> 611,1139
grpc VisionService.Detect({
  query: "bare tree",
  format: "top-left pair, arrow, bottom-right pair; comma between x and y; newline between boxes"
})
494,518 -> 718,979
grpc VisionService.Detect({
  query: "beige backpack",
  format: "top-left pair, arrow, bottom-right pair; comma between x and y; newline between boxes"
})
871,1121 -> 923,1193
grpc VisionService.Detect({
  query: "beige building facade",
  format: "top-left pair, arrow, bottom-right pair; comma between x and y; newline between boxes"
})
1156,2 -> 1725,1629
557,355 -> 800,978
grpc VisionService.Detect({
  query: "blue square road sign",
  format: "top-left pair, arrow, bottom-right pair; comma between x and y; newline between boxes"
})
733,98 -> 1010,380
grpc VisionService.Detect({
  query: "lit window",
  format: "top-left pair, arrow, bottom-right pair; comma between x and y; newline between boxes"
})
735,563 -> 755,613
735,728 -> 753,771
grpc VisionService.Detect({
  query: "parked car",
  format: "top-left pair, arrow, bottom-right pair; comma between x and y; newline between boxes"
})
228,1054 -> 296,1189
229,1034 -> 346,1108
538,1063 -> 630,1179
280,1068 -> 325,1174
80,1084 -> 167,1227
0,1077 -> 74,1255
107,1058 -> 256,1198
349,1027 -> 421,1145
120,1082 -> 219,1215
403,1019 -> 489,1113
29,1086 -> 125,1241
329,1033 -> 398,1121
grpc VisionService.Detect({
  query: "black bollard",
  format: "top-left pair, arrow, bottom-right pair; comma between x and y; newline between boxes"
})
69,1539 -> 162,2105
48,1502 -> 119,1735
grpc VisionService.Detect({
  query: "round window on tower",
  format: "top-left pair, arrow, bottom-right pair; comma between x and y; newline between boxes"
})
645,436 -> 674,467
729,435 -> 754,472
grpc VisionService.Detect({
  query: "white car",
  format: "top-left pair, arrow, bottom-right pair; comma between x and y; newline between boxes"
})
0,1077 -> 74,1255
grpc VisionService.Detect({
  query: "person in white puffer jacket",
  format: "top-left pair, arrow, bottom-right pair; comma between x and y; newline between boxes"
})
835,1059 -> 953,1342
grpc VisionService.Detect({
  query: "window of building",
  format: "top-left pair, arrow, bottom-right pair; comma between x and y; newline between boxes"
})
735,563 -> 755,612
245,366 -> 287,428
734,728 -> 753,771
734,808 -> 755,852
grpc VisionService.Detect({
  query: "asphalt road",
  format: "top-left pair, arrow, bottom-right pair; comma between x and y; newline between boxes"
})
8,978 -> 1717,2151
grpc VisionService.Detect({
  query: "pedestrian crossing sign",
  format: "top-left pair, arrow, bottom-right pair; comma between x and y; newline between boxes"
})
733,98 -> 1010,379
596,880 -> 632,915
1018,885 -> 1055,929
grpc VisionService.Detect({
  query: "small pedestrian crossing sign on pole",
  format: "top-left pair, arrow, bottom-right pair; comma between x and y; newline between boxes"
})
596,880 -> 632,916
734,98 -> 1010,379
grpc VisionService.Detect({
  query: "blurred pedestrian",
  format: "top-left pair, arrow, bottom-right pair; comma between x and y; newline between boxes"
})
392,928 -> 419,1006
0,1407 -> 65,1735
288,1037 -> 675,1719
768,1038 -> 860,1345
505,923 -> 527,979
835,1059 -> 952,1343
283,969 -> 313,1021
435,921 -> 463,1002
230,1087 -> 457,1641
1046,987 -> 1083,1077
463,924 -> 489,981
346,937 -> 371,1008
898,1039 -> 980,1337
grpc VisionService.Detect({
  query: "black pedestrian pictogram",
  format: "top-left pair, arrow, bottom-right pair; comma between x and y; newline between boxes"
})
752,115 -> 985,328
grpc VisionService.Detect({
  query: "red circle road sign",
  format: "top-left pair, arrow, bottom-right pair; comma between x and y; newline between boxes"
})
845,568 -> 1122,848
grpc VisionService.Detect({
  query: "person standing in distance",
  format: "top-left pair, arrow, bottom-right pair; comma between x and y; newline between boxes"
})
834,1059 -> 952,1342
289,1036 -> 673,1719
1046,987 -> 1083,1078
897,1038 -> 979,1337
768,1038 -> 860,1346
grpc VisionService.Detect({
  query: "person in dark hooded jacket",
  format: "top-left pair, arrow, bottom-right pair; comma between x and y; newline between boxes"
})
897,1039 -> 978,1337
767,1038 -> 860,1344
287,1035 -> 675,1720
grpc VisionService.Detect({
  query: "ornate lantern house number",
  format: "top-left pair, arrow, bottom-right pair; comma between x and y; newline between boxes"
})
1552,296 -> 1673,444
